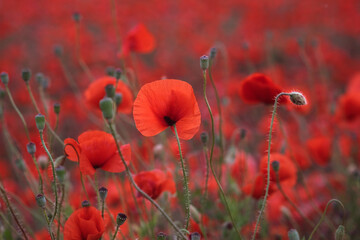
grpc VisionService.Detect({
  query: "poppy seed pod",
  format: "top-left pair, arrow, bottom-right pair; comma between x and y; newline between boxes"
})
1,72 -> 9,85
98,187 -> 108,201
289,92 -> 307,106
115,93 -> 123,107
190,232 -> 201,240
271,160 -> 280,173
81,200 -> 90,207
99,97 -> 114,120
115,68 -> 122,80
288,229 -> 300,240
53,102 -> 60,114
22,68 -> 31,82
335,225 -> 345,240
36,194 -> 46,208
157,232 -> 167,240
116,213 -> 127,226
105,84 -> 115,98
35,114 -> 46,131
200,55 -> 209,70
26,142 -> 36,155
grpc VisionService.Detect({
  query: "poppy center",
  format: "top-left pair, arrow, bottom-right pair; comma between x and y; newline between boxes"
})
164,116 -> 176,126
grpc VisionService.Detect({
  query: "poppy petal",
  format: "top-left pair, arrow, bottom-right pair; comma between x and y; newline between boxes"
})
101,144 -> 131,173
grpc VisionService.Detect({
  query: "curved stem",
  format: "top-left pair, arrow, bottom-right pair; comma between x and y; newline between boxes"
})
202,70 -> 242,239
173,124 -> 191,230
107,123 -> 187,239
308,199 -> 345,240
251,92 -> 288,240
39,131 -> 58,236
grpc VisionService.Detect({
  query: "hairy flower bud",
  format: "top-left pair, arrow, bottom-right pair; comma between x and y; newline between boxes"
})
35,114 -> 46,131
289,92 -> 307,106
99,97 -> 114,120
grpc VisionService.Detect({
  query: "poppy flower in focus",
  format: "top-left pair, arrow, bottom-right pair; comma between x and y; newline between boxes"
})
133,79 -> 201,140
238,73 -> 286,105
64,130 -> 131,175
64,206 -> 105,240
134,169 -> 176,199
121,23 -> 156,57
84,76 -> 133,114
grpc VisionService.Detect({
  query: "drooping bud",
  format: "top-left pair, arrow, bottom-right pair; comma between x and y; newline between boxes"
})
26,142 -> 36,155
288,229 -> 300,240
106,66 -> 115,76
98,187 -> 108,201
289,92 -> 307,106
56,166 -> 66,183
99,97 -> 114,120
200,55 -> 209,71
22,68 -> 31,82
1,72 -> 9,85
200,132 -> 208,145
105,84 -> 115,98
271,160 -> 280,173
335,225 -> 345,240
54,45 -> 63,57
190,232 -> 201,240
53,102 -> 60,115
81,200 -> 90,207
115,93 -> 123,107
115,68 -> 122,80
116,213 -> 127,226
72,12 -> 81,22
157,232 -> 167,240
36,194 -> 46,208
35,114 -> 46,131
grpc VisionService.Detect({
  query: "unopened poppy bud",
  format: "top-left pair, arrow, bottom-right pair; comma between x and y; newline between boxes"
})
335,225 -> 345,240
72,12 -> 81,22
106,66 -> 115,76
0,87 -> 5,99
289,92 -> 307,106
82,200 -> 90,207
272,160 -> 280,172
99,97 -> 114,120
288,229 -> 300,240
157,232 -> 167,240
200,55 -> 209,70
53,102 -> 60,115
210,47 -> 217,60
105,84 -> 115,98
27,142 -> 36,155
15,159 -> 26,171
54,45 -> 63,57
200,132 -> 208,144
22,68 -> 31,82
1,72 -> 9,85
190,232 -> 201,240
36,73 -> 44,85
115,68 -> 122,80
98,187 -> 108,201
115,93 -> 123,107
116,213 -> 127,226
36,194 -> 46,208
35,114 -> 46,131
38,155 -> 48,170
56,166 -> 66,183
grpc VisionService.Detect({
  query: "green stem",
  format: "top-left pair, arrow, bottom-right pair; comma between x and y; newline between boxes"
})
200,146 -> 210,240
251,93 -> 288,240
56,184 -> 65,240
173,124 -> 191,230
39,131 -> 58,237
43,208 -> 54,240
202,70 -> 242,239
112,226 -> 120,240
31,154 -> 44,194
308,199 -> 345,240
107,123 -> 187,239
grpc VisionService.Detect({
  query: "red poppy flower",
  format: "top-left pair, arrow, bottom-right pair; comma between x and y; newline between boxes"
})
133,79 -> 201,140
336,93 -> 360,122
238,73 -> 285,104
306,136 -> 332,166
64,206 -> 105,240
84,76 -> 133,114
64,130 -> 131,175
134,169 -> 176,199
121,23 -> 156,57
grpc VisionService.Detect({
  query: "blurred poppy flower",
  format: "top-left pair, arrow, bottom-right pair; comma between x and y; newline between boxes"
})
336,93 -> 360,122
306,136 -> 332,166
64,206 -> 105,240
238,73 -> 286,105
242,174 -> 266,199
64,130 -> 131,175
84,76 -> 133,114
133,79 -> 201,140
134,169 -> 176,199
121,23 -> 156,57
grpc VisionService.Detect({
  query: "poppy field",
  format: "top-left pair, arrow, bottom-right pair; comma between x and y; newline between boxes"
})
0,0 -> 359,239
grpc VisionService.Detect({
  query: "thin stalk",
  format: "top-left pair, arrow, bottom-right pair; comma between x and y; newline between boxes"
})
75,20 -> 94,81
200,146 -> 210,240
112,226 -> 120,240
252,93 -> 288,240
173,125 -> 191,230
42,208 -> 54,240
308,199 -> 345,240
107,123 -> 187,239
4,85 -> 30,141
202,70 -> 242,239
31,154 -> 44,194
56,184 -> 65,240
39,131 -> 58,235
38,85 -> 49,116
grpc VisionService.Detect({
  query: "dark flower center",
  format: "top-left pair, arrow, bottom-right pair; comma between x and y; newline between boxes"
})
164,116 -> 176,126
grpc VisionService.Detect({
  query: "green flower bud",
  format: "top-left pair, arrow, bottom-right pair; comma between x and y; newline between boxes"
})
288,229 -> 300,240
106,66 -> 115,76
116,213 -> 127,226
53,102 -> 60,115
200,132 -> 208,145
115,93 -> 123,107
56,166 -> 66,183
200,55 -> 209,70
335,225 -> 345,240
1,72 -> 9,85
26,142 -> 36,155
35,114 -> 46,131
22,68 -> 31,82
115,68 -> 122,80
36,194 -> 46,208
82,200 -> 90,207
105,84 -> 115,98
272,160 -> 280,173
99,97 -> 114,120
99,187 -> 108,201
